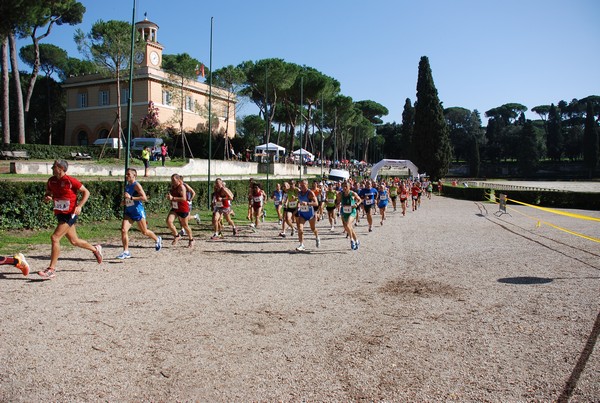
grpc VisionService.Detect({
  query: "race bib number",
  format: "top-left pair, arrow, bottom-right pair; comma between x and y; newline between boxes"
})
253,197 -> 262,203
380,195 -> 388,201
365,199 -> 374,205
54,199 -> 70,212
215,201 -> 223,208
326,198 -> 335,204
125,199 -> 135,207
171,201 -> 179,209
342,205 -> 353,214
299,205 -> 310,212
274,201 -> 281,206
288,201 -> 298,208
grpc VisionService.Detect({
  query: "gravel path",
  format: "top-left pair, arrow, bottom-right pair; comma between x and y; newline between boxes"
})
1,195 -> 598,401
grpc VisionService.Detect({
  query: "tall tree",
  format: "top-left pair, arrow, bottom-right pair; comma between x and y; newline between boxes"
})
400,98 -> 415,160
1,37 -> 9,144
412,56 -> 451,180
19,0 -> 84,117
20,43 -> 68,144
582,102 -> 599,178
516,120 -> 542,175
75,19 -> 140,158
210,64 -> 246,142
546,103 -> 563,161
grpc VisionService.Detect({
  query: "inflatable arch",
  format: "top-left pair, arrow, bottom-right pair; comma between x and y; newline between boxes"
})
369,159 -> 419,180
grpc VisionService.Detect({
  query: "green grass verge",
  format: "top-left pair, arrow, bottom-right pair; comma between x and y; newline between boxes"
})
0,202 -> 281,255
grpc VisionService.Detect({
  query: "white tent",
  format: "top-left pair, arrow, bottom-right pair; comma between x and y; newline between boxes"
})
370,159 -> 419,180
254,142 -> 286,162
292,148 -> 314,161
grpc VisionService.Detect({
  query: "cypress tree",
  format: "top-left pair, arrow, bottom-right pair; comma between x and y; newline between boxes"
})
546,103 -> 563,161
413,56 -> 451,180
400,98 -> 414,160
582,102 -> 598,178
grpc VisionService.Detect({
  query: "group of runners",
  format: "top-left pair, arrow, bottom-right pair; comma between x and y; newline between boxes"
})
2,159 -> 432,280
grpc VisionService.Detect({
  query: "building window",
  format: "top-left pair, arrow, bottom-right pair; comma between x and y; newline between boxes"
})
185,95 -> 193,111
121,88 -> 129,104
99,90 -> 109,106
162,90 -> 172,106
77,92 -> 88,108
98,129 -> 110,139
77,130 -> 88,145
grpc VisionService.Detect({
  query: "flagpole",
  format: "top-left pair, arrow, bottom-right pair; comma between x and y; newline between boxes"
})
207,17 -> 213,209
299,75 -> 303,181
124,0 -> 136,183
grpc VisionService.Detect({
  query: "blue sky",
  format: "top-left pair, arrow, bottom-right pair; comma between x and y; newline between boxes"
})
20,0 -> 600,124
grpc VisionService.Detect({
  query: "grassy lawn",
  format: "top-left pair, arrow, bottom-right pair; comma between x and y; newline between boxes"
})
0,203 -> 281,255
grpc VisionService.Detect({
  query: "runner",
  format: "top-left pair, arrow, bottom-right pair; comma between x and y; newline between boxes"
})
388,180 -> 398,211
294,179 -> 320,251
178,177 -> 199,237
210,178 -> 238,240
250,182 -> 267,230
411,181 -> 421,211
377,182 -> 389,225
272,183 -> 284,225
279,181 -> 298,238
359,179 -> 377,232
38,159 -> 102,279
336,181 -> 362,250
246,178 -> 255,221
0,253 -> 30,276
116,168 -> 162,259
324,182 -> 338,231
166,174 -> 194,248
399,180 -> 409,216
311,180 -> 323,221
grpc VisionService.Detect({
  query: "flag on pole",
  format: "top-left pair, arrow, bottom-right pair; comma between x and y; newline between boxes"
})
196,63 -> 205,78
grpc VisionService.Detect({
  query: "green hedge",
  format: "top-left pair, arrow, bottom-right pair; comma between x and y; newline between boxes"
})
0,178 -> 256,230
442,185 -> 600,210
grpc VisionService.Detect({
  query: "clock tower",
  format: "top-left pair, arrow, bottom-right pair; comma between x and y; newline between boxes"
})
134,16 -> 163,68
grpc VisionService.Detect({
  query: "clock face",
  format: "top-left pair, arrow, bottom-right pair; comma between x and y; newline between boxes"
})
134,51 -> 144,64
150,51 -> 160,66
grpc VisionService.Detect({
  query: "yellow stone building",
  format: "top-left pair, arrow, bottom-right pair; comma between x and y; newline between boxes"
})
62,17 -> 236,146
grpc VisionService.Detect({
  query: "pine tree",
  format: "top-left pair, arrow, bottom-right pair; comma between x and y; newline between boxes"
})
583,102 -> 598,178
412,56 -> 451,180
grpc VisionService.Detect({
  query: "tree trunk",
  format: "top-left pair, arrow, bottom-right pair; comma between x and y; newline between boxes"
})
8,33 -> 25,144
2,37 -> 10,144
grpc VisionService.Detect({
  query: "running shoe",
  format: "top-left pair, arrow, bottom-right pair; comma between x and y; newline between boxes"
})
355,240 -> 360,250
38,267 -> 56,279
316,237 -> 321,248
93,245 -> 103,264
278,219 -> 282,225
188,239 -> 195,249
178,228 -> 187,237
14,253 -> 29,276
194,214 -> 201,224
380,221 -> 383,226
368,227 -> 373,232
290,228 -> 295,237
116,251 -> 131,259
330,225 -> 334,231
155,236 -> 162,251
210,234 -> 221,241
172,234 -> 180,245
295,244 -> 306,251
278,232 -> 286,238
351,240 -> 356,250
233,227 -> 239,236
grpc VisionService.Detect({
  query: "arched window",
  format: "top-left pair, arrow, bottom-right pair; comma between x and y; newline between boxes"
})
98,129 -> 110,139
77,131 -> 89,145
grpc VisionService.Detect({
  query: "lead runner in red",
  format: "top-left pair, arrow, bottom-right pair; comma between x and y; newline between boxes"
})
38,160 -> 103,279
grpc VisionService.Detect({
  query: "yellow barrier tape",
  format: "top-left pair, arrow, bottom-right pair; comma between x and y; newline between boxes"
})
495,201 -> 600,244
505,198 -> 600,222
504,206 -> 600,243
